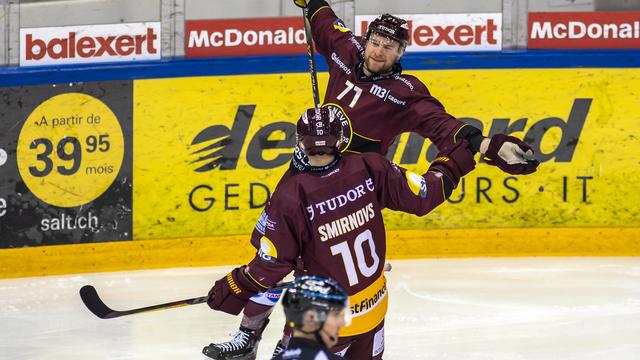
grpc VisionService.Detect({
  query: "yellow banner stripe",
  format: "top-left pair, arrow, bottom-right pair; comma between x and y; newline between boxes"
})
0,228 -> 638,279
339,274 -> 388,337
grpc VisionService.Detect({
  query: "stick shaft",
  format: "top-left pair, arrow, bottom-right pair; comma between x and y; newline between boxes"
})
80,281 -> 291,319
303,7 -> 321,108
81,265 -> 393,319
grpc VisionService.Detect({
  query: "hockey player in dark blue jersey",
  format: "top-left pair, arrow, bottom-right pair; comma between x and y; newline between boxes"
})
273,276 -> 349,360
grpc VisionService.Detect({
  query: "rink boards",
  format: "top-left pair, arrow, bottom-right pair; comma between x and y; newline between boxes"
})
1,56 -> 640,278
1,228 -> 638,278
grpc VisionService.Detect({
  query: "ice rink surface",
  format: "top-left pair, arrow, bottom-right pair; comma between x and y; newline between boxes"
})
1,257 -> 640,360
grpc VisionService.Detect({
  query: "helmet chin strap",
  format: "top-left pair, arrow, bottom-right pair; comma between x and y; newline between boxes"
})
320,327 -> 337,345
314,321 -> 337,349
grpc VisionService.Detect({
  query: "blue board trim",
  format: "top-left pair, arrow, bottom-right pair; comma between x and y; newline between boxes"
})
1,49 -> 639,87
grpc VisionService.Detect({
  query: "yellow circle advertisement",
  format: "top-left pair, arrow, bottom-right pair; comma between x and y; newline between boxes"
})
16,93 -> 124,208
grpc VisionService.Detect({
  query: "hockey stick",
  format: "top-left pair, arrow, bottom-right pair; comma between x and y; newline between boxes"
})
80,280 -> 293,320
302,7 -> 321,108
80,264 -> 392,319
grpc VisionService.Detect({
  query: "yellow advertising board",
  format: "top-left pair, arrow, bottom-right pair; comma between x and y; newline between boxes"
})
133,68 -> 640,240
2,68 -> 639,279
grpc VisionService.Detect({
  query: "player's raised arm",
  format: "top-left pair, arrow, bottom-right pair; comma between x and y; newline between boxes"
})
405,80 -> 540,175
294,0 -> 360,59
366,140 -> 476,216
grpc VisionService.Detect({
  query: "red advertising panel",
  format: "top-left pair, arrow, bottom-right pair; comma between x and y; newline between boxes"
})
185,17 -> 307,57
356,14 -> 502,52
20,23 -> 161,66
529,12 -> 640,49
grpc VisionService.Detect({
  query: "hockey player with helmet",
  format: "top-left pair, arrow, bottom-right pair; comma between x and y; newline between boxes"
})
289,0 -> 539,176
205,107 -> 477,359
272,275 -> 349,360
203,1 -> 540,358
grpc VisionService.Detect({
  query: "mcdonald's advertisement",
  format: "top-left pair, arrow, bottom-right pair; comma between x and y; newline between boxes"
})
131,68 -> 640,240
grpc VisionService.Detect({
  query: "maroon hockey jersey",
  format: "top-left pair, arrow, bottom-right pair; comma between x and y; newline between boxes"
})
309,4 -> 470,155
245,152 -> 448,336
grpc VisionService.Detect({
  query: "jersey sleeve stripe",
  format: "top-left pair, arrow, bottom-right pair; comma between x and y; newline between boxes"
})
309,5 -> 330,22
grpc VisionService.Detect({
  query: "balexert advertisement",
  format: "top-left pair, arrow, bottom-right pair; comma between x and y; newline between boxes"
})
356,13 -> 502,51
20,22 -> 161,66
131,69 -> 640,241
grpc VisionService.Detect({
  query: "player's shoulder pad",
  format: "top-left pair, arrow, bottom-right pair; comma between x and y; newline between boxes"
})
329,18 -> 364,56
357,151 -> 402,174
331,17 -> 351,33
268,175 -> 301,210
344,150 -> 379,164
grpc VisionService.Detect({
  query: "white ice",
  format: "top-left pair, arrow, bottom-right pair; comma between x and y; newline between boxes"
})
1,257 -> 640,360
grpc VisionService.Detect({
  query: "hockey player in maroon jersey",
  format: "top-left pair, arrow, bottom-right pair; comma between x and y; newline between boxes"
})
204,107 -> 477,359
287,0 -> 539,176
203,1 -> 540,358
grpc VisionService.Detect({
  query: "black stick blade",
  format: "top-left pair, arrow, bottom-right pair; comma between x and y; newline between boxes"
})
80,285 -> 115,319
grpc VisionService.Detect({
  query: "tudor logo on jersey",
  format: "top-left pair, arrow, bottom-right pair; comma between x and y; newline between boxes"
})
356,13 -> 502,52
306,178 -> 375,221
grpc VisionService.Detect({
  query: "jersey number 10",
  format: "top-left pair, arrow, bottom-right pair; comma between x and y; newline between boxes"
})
330,229 -> 380,286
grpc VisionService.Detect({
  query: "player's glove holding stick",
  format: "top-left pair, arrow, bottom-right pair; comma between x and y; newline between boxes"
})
480,134 -> 539,175
207,266 -> 265,315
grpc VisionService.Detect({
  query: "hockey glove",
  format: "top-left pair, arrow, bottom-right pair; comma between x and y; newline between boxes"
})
481,134 -> 539,175
293,0 -> 308,8
428,139 -> 476,188
207,266 -> 264,315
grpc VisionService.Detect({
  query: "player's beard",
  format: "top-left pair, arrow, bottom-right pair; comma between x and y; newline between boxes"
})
364,55 -> 394,76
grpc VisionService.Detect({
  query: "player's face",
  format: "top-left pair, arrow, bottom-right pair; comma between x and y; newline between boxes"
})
364,33 -> 402,75
320,308 -> 347,348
